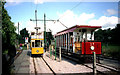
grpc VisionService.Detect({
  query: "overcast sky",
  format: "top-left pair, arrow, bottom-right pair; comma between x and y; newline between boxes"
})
5,0 -> 119,34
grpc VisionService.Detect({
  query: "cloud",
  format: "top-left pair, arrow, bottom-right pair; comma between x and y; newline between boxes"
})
58,10 -> 95,27
34,0 -> 44,4
5,2 -> 20,7
25,21 -> 44,33
89,16 -> 118,29
57,10 -> 118,34
43,10 -> 95,34
5,0 -> 23,7
23,10 -> 118,35
104,9 -> 117,16
13,9 -> 118,35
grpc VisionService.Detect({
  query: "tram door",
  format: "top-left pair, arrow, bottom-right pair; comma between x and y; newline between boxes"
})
75,34 -> 81,53
74,29 -> 87,54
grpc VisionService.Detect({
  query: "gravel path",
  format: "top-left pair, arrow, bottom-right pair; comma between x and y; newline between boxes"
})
43,51 -> 119,74
43,52 -> 93,73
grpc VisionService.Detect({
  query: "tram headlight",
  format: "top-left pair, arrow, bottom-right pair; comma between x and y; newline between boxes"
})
36,50 -> 39,53
90,46 -> 94,50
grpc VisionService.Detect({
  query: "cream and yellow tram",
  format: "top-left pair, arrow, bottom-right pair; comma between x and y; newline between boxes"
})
30,32 -> 44,56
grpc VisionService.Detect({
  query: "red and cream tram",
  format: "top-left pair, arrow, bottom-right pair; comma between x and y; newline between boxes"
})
55,25 -> 101,55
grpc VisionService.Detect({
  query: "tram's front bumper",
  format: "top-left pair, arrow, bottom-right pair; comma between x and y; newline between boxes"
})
31,47 -> 44,54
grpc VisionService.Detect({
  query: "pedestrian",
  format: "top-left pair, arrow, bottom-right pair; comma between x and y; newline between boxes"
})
20,43 -> 22,50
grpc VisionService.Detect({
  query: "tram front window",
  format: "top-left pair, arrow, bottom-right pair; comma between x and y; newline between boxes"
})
41,41 -> 42,47
35,40 -> 40,47
32,42 -> 34,47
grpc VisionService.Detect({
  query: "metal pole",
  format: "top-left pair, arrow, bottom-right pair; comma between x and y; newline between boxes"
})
55,38 -> 56,60
24,29 -> 25,43
50,45 -> 52,58
35,10 -> 38,34
18,22 -> 19,45
59,47 -> 61,62
44,13 -> 46,52
93,52 -> 97,75
35,10 -> 37,27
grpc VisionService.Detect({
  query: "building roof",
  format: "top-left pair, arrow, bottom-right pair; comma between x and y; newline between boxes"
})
55,25 -> 101,36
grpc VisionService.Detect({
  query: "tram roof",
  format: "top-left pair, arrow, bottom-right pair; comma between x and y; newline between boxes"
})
55,25 -> 101,36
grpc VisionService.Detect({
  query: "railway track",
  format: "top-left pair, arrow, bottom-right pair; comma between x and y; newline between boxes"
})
54,50 -> 120,75
33,57 -> 37,75
41,57 -> 56,75
96,63 -> 120,73
97,56 -> 120,71
32,56 -> 56,75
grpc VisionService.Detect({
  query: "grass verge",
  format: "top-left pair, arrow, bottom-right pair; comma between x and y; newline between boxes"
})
102,45 -> 120,59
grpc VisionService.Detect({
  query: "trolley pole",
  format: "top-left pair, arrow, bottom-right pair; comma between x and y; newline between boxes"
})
59,47 -> 61,62
55,38 -> 56,60
93,52 -> 97,75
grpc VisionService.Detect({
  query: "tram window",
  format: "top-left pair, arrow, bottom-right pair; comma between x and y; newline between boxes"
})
75,37 -> 77,42
32,42 -> 34,47
41,41 -> 42,47
78,36 -> 80,42
82,29 -> 86,32
42,41 -> 44,47
35,40 -> 40,47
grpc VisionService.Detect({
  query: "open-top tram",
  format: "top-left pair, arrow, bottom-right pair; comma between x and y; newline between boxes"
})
55,25 -> 101,57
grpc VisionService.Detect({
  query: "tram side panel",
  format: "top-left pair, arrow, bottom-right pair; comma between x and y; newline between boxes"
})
56,36 -> 101,55
82,42 -> 101,55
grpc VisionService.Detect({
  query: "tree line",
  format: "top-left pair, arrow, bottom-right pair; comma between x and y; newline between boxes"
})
2,2 -> 17,74
95,24 -> 120,45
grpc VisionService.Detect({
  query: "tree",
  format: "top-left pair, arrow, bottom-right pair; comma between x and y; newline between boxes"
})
111,24 -> 120,44
19,28 -> 29,43
95,24 -> 120,45
2,2 -> 16,54
95,29 -> 103,42
46,32 -> 54,44
2,2 -> 17,74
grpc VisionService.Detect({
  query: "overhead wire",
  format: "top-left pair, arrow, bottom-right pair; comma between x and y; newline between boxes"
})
46,16 -> 68,28
54,1 -> 82,29
30,1 -> 82,29
57,1 -> 82,21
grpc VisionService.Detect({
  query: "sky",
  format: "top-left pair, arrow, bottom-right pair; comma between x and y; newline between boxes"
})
4,0 -> 119,35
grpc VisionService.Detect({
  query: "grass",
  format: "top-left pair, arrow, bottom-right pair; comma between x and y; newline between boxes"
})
102,44 -> 120,59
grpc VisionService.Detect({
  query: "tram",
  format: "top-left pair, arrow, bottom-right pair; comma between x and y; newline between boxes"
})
30,31 -> 44,56
55,25 -> 102,55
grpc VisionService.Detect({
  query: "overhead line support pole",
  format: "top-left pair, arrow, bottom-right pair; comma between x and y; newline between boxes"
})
93,52 -> 97,75
30,12 -> 56,52
18,22 -> 19,44
44,14 -> 46,52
